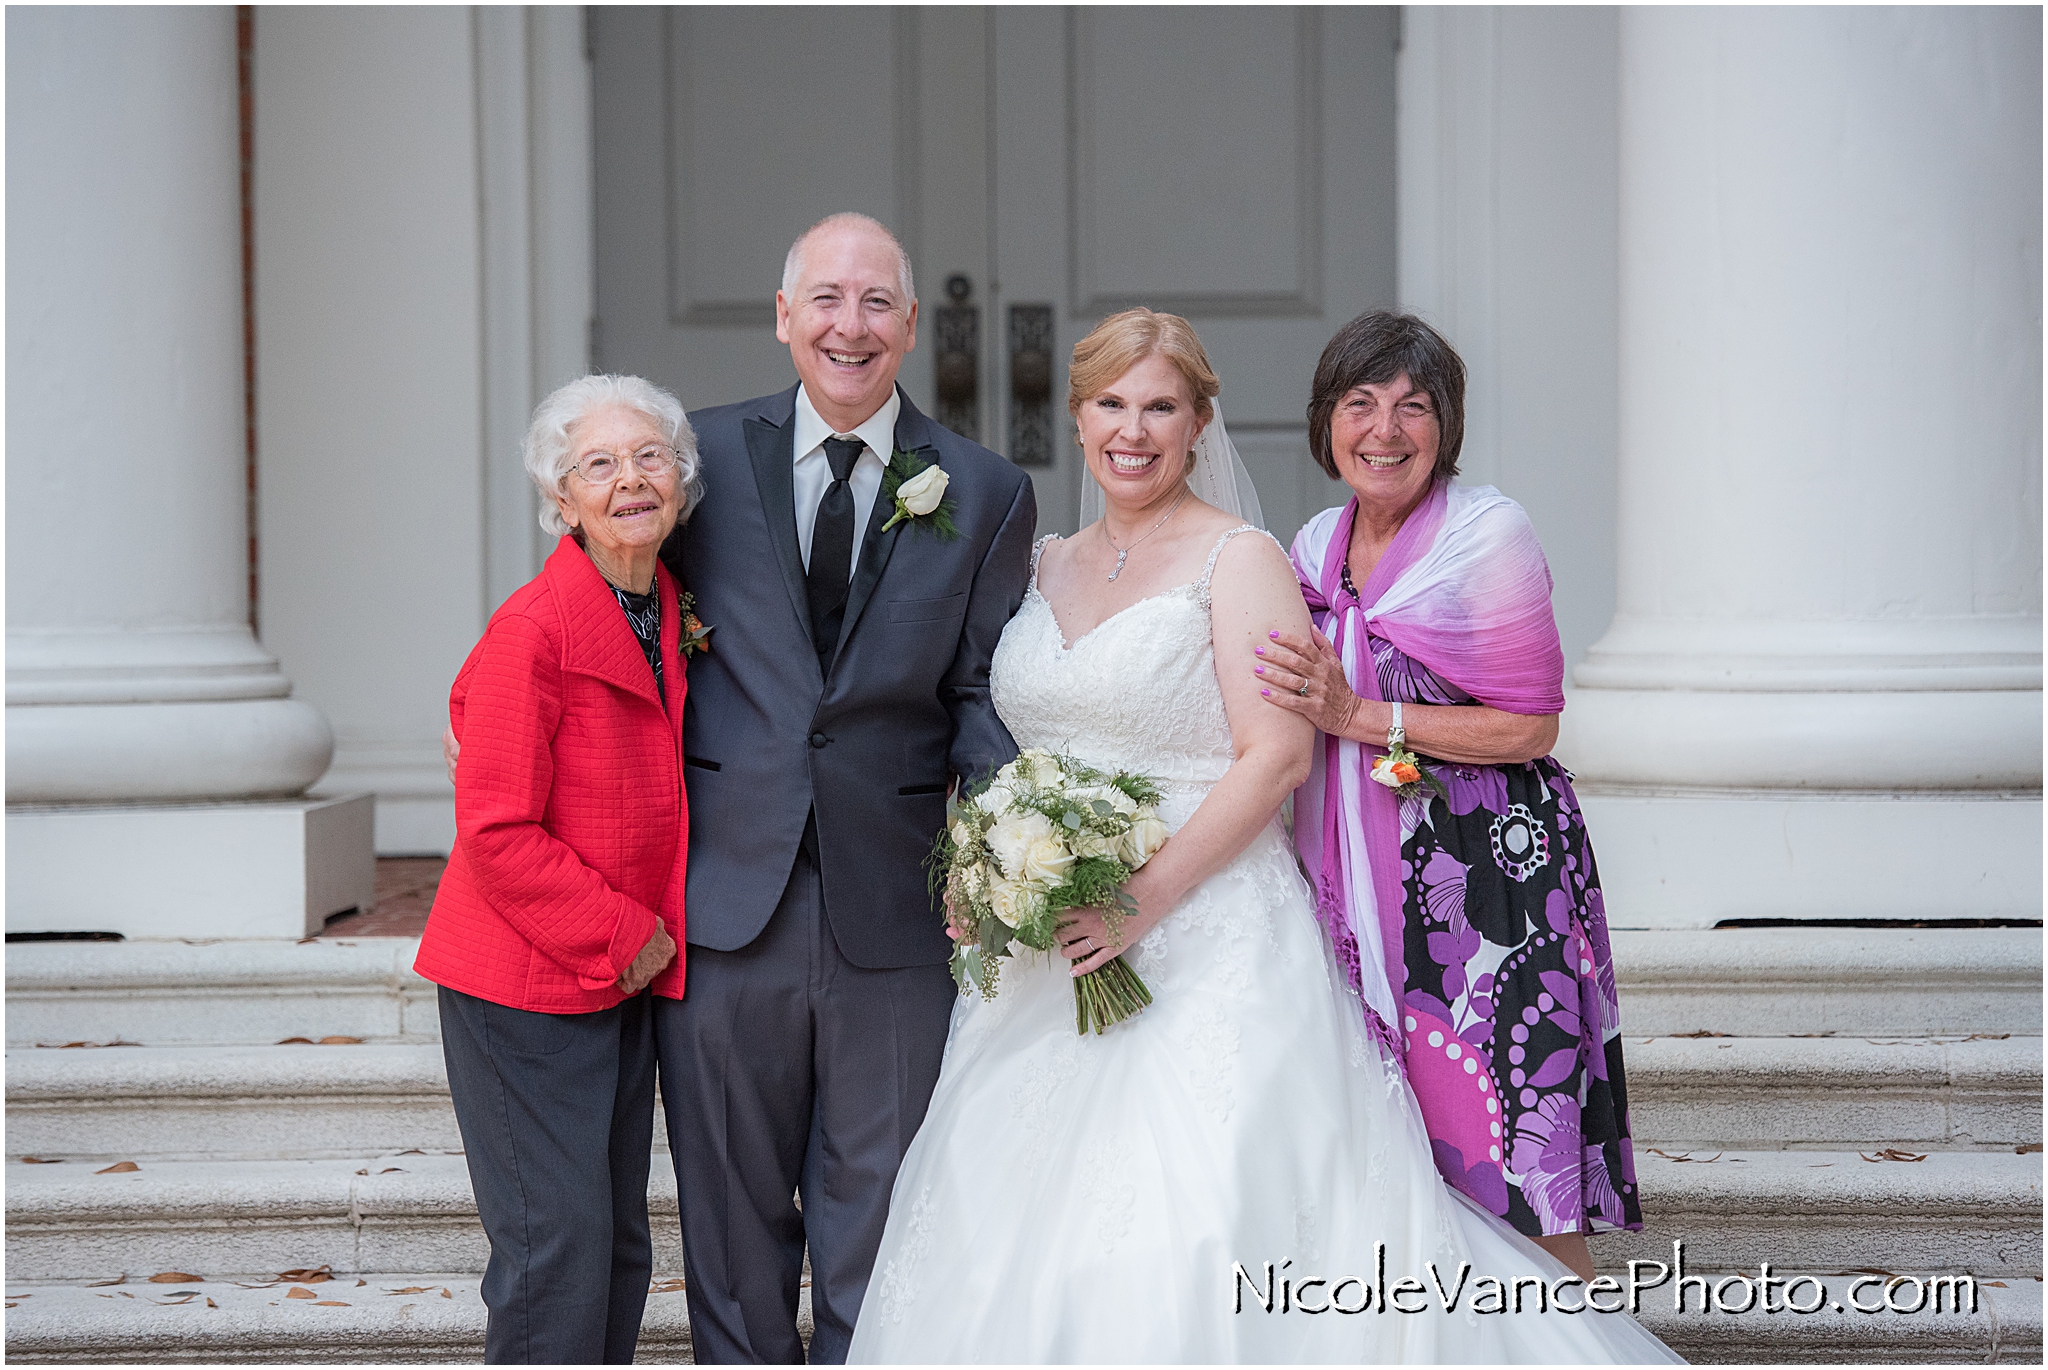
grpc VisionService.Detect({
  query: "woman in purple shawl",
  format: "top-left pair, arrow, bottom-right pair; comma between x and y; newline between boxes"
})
1254,311 -> 1641,1280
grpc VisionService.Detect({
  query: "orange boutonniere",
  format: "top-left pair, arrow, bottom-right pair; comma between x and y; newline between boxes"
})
678,591 -> 712,659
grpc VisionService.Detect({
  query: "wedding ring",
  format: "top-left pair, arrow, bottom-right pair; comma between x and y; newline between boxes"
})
1298,683 -> 1311,697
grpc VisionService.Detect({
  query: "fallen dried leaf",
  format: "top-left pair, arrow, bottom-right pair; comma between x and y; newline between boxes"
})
1965,1032 -> 2012,1041
355,1169 -> 369,1176
441,1288 -> 453,1299
206,1297 -> 218,1308
313,1301 -> 350,1307
276,1267 -> 332,1283
276,1037 -> 315,1045
285,1287 -> 317,1300
2016,1143 -> 2042,1155
1647,1148 -> 1724,1163
1668,1029 -> 1731,1038
386,1287 -> 435,1295
117,1291 -> 135,1300
86,1276 -> 127,1288
1984,1281 -> 2009,1288
395,1148 -> 426,1155
19,1156 -> 64,1164
1807,1163 -> 1835,1168
96,1161 -> 141,1174
355,1279 -> 366,1287
149,1272 -> 204,1284
378,1167 -> 405,1174
1860,1148 -> 1927,1163
4,1303 -> 13,1309
42,1039 -> 142,1049
318,1035 -> 364,1045
649,1278 -> 687,1294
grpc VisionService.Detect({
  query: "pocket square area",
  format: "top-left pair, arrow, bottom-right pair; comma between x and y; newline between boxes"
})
886,592 -> 968,623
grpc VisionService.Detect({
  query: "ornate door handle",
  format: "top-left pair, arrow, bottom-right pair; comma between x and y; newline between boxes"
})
1007,303 -> 1054,466
932,274 -> 979,441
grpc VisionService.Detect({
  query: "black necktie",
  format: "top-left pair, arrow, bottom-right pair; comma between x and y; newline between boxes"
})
806,436 -> 863,663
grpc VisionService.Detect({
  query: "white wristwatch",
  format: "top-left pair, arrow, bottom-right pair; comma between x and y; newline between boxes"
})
1387,701 -> 1405,749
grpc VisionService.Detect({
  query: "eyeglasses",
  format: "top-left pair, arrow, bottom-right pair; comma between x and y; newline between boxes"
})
568,443 -> 681,485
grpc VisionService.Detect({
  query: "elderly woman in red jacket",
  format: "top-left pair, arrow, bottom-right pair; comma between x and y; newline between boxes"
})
415,373 -> 699,1364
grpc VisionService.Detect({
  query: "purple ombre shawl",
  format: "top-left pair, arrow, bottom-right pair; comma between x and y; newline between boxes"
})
1291,482 -> 1565,1042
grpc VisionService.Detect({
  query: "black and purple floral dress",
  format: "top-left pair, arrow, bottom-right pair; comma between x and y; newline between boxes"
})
1375,634 -> 1642,1238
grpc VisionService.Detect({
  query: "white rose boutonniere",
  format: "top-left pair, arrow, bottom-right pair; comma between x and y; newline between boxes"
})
880,450 -> 959,537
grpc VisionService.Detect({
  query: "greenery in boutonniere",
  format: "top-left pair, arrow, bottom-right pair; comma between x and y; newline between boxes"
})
677,590 -> 713,659
880,449 -> 959,539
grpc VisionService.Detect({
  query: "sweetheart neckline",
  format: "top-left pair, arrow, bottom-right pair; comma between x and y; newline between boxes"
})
1026,581 -> 1204,654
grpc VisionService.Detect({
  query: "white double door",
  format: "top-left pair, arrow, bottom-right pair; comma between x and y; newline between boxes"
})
592,6 -> 1396,542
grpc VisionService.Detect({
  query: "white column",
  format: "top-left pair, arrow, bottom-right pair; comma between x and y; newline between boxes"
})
1560,8 -> 2042,923
6,7 -> 370,936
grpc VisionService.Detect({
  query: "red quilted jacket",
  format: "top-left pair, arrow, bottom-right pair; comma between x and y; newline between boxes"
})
414,535 -> 687,1012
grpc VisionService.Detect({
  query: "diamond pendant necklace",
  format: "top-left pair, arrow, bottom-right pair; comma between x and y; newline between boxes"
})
1102,486 -> 1190,581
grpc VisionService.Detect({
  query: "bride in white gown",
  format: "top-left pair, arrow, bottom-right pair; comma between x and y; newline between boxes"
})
847,310 -> 1678,1364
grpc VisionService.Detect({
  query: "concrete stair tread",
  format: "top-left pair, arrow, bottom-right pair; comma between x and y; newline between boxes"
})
6,1042 -> 448,1099
1630,1271 -> 2041,1363
1,1274 -> 730,1364
1632,1146 -> 2041,1213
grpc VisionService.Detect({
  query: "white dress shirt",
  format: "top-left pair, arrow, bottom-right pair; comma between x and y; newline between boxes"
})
792,385 -> 898,580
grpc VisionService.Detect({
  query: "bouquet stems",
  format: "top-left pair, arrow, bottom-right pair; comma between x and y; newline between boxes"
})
1073,957 -> 1154,1035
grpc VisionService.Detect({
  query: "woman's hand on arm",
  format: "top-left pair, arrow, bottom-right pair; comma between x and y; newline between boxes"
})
1254,629 -> 1558,765
1061,531 -> 1314,977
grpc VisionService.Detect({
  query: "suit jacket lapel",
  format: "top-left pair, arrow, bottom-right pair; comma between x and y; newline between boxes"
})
837,388 -> 940,659
742,400 -> 814,652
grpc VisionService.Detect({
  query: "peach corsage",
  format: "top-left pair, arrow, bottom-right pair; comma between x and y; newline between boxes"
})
1369,742 -> 1448,804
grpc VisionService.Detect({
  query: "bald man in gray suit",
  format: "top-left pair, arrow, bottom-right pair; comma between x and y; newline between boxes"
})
656,212 -> 1034,1363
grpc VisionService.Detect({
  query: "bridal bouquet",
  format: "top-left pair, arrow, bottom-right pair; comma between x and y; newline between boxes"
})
933,748 -> 1169,1034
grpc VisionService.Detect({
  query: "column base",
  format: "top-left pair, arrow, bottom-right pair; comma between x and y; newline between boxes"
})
1578,790 -> 2044,928
6,793 -> 376,939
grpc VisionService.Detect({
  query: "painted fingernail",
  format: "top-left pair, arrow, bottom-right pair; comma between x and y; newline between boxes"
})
1255,665 -> 1265,675
1269,630 -> 1280,639
1255,646 -> 1265,655
1261,688 -> 1272,697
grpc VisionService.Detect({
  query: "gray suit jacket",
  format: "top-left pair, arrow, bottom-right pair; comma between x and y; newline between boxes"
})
660,384 -> 1035,969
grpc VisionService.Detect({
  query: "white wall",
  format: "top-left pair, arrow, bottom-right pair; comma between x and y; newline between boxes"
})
256,7 -> 591,854
1396,6 -> 1619,675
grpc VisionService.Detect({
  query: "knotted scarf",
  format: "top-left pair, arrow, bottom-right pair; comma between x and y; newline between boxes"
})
1290,481 -> 1565,1049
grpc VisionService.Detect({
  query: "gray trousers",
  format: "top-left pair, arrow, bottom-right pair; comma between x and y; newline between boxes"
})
439,985 -> 657,1364
655,831 -> 956,1364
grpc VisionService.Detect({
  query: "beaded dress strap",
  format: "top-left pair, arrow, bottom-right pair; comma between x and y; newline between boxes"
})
1027,533 -> 1058,595
1194,524 -> 1265,607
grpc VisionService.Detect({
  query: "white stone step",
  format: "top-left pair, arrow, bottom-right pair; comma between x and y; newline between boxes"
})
1,1269 -> 2028,1365
11,1034 -> 2036,1166
6,1045 -> 462,1162
1605,1149 -> 2042,1277
11,927 -> 2037,1045
5,940 -> 437,1048
1632,1271 -> 2041,1364
1626,1034 -> 2041,1150
2,1275 -> 816,1364
1612,928 -> 2042,1037
4,1154 -> 683,1284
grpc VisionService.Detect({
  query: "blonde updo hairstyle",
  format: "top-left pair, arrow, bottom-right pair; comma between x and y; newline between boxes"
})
1067,307 -> 1220,425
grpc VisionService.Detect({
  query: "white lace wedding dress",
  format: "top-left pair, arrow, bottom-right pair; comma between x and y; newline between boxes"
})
848,529 -> 1679,1364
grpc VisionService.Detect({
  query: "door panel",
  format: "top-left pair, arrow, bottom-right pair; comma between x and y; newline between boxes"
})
594,5 -> 1397,544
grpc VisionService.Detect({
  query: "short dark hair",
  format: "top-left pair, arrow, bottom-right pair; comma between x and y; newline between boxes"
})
1306,311 -> 1466,482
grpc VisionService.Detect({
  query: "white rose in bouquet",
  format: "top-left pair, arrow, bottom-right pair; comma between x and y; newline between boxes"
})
989,878 -> 1041,929
950,819 -> 975,850
1018,748 -> 1064,789
1071,827 -> 1117,860
1119,815 -> 1171,867
987,809 -> 1055,880
1020,833 -> 1076,886
975,782 -> 1016,815
963,862 -> 989,900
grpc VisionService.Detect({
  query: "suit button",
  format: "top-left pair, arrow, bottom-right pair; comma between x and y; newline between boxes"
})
809,731 -> 828,749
